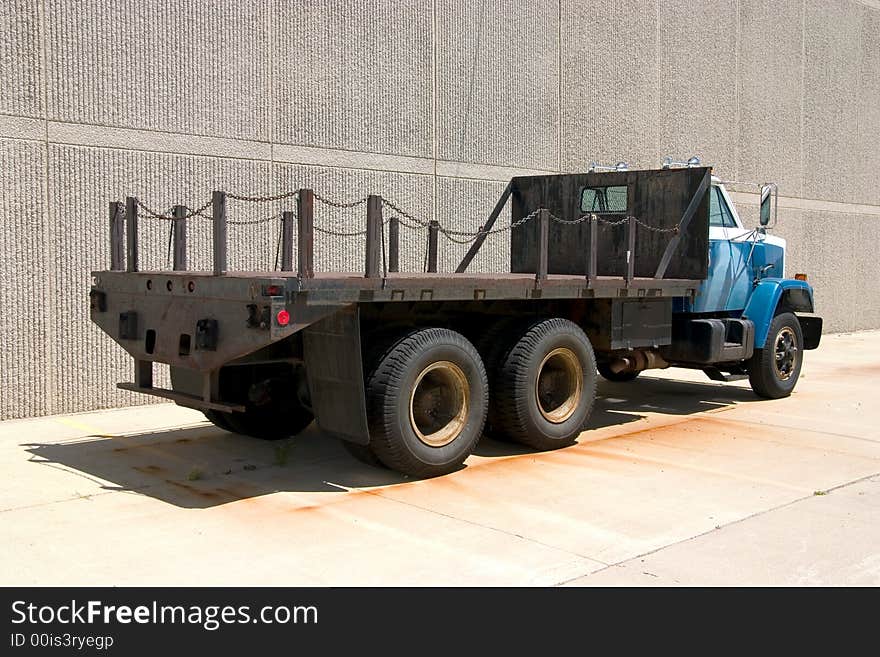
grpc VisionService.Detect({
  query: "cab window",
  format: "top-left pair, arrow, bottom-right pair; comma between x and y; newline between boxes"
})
709,187 -> 737,228
580,185 -> 627,213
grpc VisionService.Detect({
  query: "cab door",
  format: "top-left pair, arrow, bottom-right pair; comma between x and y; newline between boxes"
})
692,185 -> 752,313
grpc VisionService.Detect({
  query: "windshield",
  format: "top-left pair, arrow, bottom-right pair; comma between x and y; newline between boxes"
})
709,186 -> 737,228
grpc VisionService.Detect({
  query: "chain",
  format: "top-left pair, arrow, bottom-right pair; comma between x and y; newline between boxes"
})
547,211 -> 679,234
314,225 -> 368,237
227,213 -> 282,226
313,192 -> 368,208
227,190 -> 299,203
130,194 -> 679,249
632,217 -> 679,234
381,198 -> 430,227
135,199 -> 213,221
437,209 -> 542,243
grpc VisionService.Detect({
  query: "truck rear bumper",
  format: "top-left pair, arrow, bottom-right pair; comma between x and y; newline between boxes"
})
116,382 -> 245,413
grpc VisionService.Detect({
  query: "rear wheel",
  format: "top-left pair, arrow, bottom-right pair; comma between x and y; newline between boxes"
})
748,312 -> 803,399
490,318 -> 597,450
366,328 -> 488,478
171,364 -> 314,440
340,440 -> 387,469
203,409 -> 235,432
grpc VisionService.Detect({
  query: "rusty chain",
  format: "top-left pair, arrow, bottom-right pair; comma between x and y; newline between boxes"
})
227,190 -> 299,203
135,199 -> 213,221
227,213 -> 282,226
131,193 -> 679,242
313,192 -> 368,209
381,198 -> 429,227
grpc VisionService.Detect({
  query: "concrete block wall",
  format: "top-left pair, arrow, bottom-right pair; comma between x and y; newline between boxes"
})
1,0 -> 878,420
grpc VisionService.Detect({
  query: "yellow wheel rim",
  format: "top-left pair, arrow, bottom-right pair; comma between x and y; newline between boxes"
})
409,361 -> 470,447
535,348 -> 583,423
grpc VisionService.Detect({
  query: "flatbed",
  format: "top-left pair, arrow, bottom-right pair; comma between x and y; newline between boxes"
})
90,164 -> 820,477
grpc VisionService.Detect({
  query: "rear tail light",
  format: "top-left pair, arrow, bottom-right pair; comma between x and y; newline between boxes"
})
263,284 -> 284,296
276,310 -> 290,326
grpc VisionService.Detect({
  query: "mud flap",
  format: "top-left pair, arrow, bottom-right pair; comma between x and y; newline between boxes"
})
302,305 -> 370,445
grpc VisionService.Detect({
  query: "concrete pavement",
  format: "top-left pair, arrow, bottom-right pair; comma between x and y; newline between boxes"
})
1,331 -> 878,586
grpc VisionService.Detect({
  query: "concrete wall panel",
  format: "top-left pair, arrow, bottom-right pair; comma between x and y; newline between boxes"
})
852,216 -> 880,331
1,1 -> 879,421
561,0 -> 660,171
45,1 -> 271,140
855,8 -> 880,206
0,139 -> 49,419
797,209 -> 861,334
437,0 -> 558,170
738,0 -> 804,194
47,145 -> 272,414
273,163 -> 433,274
274,0 -> 432,157
659,0 -> 738,178
0,0 -> 43,118
436,177 -> 510,274
802,1 -> 862,204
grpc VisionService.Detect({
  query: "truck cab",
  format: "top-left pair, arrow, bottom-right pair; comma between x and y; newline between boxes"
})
599,160 -> 823,398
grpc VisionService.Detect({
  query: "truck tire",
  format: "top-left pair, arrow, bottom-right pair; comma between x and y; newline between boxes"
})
366,328 -> 488,478
203,410 -> 235,432
171,365 -> 313,440
490,318 -> 597,450
597,363 -> 640,382
748,312 -> 803,399
224,405 -> 312,441
340,440 -> 387,469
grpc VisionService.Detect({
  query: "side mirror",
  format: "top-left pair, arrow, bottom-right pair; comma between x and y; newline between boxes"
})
759,184 -> 775,227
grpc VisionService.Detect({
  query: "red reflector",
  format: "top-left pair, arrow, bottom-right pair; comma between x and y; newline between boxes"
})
276,310 -> 290,326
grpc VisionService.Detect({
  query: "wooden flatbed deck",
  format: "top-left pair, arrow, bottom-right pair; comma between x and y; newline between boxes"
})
94,270 -> 700,304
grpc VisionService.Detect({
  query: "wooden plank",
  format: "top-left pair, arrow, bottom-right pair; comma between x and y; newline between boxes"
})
428,220 -> 439,273
587,214 -> 597,283
388,215 -> 399,273
455,181 -> 512,273
172,205 -> 187,271
297,188 -> 314,278
536,209 -> 549,282
281,210 -> 294,272
109,201 -> 125,271
365,195 -> 382,278
626,215 -> 636,285
125,197 -> 138,272
212,190 -> 227,275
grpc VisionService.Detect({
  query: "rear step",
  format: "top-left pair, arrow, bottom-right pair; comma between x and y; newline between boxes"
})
117,382 -> 245,413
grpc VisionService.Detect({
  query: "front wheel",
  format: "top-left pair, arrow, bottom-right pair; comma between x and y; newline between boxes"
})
748,312 -> 803,399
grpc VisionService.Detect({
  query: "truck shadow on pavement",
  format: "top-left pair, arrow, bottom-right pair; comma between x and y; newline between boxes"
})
23,375 -> 760,509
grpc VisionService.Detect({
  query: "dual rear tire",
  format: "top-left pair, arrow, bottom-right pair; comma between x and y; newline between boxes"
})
488,319 -> 597,450
353,319 -> 597,477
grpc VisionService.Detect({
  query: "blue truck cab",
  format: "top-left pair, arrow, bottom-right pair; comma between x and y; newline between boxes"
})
634,165 -> 823,398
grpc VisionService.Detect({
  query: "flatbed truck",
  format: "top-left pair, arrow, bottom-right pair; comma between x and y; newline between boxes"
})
89,162 -> 822,477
